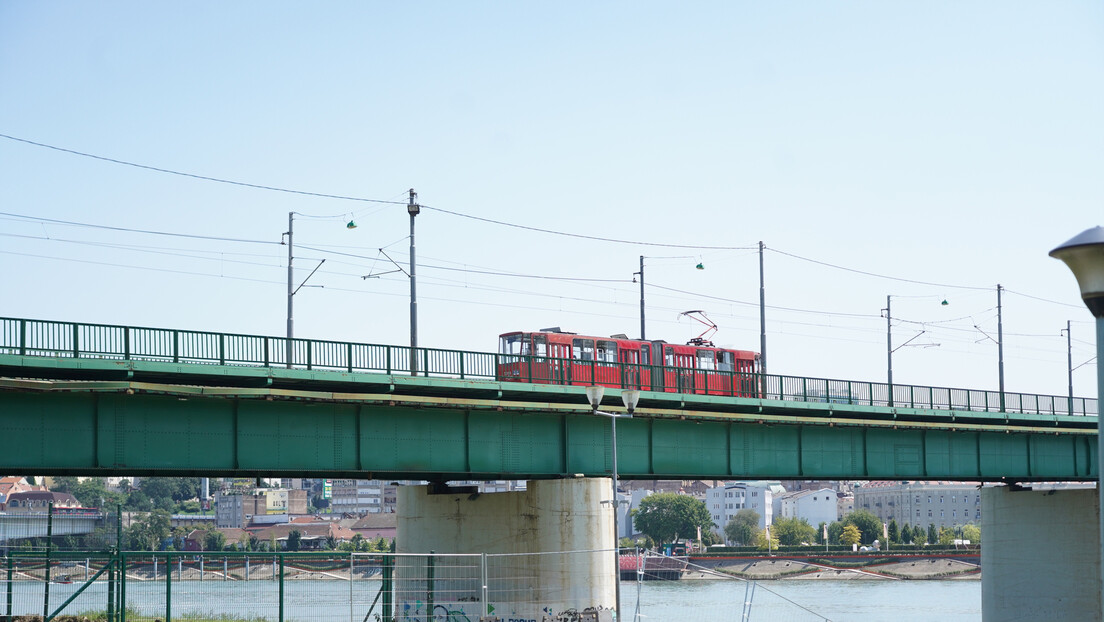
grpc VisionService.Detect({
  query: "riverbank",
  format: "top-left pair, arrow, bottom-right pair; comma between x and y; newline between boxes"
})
685,555 -> 980,580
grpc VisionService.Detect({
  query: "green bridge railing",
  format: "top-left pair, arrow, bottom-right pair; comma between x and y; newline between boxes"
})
0,317 -> 1096,417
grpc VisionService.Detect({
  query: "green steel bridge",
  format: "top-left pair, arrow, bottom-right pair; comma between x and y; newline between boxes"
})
0,317 -> 1097,482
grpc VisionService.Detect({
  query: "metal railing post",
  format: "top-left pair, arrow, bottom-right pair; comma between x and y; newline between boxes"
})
19,318 -> 26,355
382,554 -> 393,621
6,554 -> 13,620
278,554 -> 285,622
166,553 -> 172,622
72,323 -> 79,358
43,502 -> 53,619
427,551 -> 435,622
481,552 -> 489,619
218,334 -> 226,365
107,553 -> 115,622
173,330 -> 180,363
347,343 -> 354,373
123,327 -> 131,360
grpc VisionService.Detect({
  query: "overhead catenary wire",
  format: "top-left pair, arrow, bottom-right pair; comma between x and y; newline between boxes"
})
1,133 -> 1093,316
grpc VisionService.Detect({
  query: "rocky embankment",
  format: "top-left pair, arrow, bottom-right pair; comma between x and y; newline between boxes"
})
685,556 -> 980,580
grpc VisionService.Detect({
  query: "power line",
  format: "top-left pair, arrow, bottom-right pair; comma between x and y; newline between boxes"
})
768,247 -> 993,291
0,133 -> 408,208
1003,288 -> 1086,310
419,204 -> 758,250
0,133 -> 757,250
0,211 -> 279,246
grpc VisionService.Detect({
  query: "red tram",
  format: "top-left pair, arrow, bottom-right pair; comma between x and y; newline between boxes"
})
496,328 -> 760,397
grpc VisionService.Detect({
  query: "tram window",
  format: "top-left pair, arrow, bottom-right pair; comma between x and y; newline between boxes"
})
641,346 -> 651,365
500,334 -> 525,355
718,352 -> 734,372
664,347 -> 675,366
573,338 -> 595,361
697,350 -> 715,370
532,334 -> 547,357
597,340 -> 617,362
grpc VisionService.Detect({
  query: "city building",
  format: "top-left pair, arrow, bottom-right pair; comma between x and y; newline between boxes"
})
705,481 -> 783,534
329,480 -> 399,515
2,491 -> 80,513
215,489 -> 308,528
0,476 -> 42,504
852,481 -> 983,530
774,488 -> 838,527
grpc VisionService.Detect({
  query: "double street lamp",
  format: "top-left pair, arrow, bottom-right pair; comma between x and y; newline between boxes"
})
585,386 -> 640,622
1049,225 -> 1104,613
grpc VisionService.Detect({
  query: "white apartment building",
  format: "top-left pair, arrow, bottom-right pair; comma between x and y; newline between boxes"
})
330,480 -> 399,514
852,481 -> 982,530
774,488 -> 838,527
706,481 -> 781,535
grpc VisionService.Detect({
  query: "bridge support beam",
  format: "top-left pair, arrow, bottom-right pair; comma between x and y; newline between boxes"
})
397,477 -> 615,620
982,485 -> 1100,620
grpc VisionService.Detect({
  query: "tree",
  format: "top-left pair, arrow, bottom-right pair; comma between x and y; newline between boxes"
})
126,510 -> 171,551
841,510 -> 882,545
755,528 -> 779,551
899,524 -> 913,544
632,493 -> 712,545
771,517 -> 816,546
723,509 -> 760,546
938,526 -> 956,545
888,519 -> 900,544
840,525 -> 862,547
927,524 -> 938,545
204,530 -> 226,552
286,530 -> 302,551
826,521 -> 844,545
962,524 -> 981,545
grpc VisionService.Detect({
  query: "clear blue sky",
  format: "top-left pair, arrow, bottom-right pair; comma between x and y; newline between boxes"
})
1,2 -> 1101,399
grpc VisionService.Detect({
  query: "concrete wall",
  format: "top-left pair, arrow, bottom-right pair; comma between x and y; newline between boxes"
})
982,485 -> 1100,621
398,477 -> 615,620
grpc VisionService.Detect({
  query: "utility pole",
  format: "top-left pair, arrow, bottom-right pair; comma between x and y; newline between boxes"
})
759,241 -> 767,375
635,256 -> 645,340
997,284 -> 1005,412
408,189 -> 420,376
285,212 -> 295,368
885,295 -> 893,407
1062,320 -> 1073,414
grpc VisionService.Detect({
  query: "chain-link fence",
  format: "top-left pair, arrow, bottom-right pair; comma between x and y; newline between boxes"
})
2,550 -> 840,622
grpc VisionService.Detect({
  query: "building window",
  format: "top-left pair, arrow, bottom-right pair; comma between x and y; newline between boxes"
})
940,510 -> 944,518
928,510 -> 932,517
916,509 -> 920,517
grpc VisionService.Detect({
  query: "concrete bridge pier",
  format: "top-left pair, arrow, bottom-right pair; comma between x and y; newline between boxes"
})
397,477 -> 616,621
982,485 -> 1101,620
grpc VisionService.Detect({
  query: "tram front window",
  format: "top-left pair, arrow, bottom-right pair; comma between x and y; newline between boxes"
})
500,334 -> 528,355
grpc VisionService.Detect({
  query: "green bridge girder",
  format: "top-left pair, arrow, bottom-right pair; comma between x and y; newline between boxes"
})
0,354 -> 1096,481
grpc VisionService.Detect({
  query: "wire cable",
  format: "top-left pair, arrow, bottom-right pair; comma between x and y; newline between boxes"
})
768,248 -> 993,291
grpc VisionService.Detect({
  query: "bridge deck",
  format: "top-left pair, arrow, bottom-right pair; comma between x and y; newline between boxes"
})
0,352 -> 1095,482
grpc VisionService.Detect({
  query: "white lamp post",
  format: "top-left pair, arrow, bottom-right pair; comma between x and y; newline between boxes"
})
1049,225 -> 1104,613
586,386 -> 640,622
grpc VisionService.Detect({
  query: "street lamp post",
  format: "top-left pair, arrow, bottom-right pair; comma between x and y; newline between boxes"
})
1049,225 -> 1104,613
585,386 -> 640,622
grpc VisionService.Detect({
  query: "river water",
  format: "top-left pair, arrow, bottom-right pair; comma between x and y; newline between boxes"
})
10,578 -> 980,622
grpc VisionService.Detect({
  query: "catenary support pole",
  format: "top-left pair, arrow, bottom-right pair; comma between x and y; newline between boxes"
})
885,295 -> 893,407
286,212 -> 294,368
408,189 -> 420,376
997,284 -> 1005,412
638,255 -> 646,340
759,241 -> 766,375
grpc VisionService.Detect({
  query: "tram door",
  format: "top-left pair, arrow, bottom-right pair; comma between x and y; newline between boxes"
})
549,341 -> 570,385
619,347 -> 640,389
